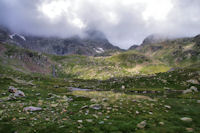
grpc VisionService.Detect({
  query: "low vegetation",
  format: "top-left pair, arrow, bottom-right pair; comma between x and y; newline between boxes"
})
0,38 -> 200,132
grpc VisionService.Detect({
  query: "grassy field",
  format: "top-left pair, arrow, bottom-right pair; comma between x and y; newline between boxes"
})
0,40 -> 200,132
0,61 -> 200,133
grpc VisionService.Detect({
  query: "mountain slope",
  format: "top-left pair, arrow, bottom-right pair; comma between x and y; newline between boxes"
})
134,35 -> 200,67
0,27 -> 121,56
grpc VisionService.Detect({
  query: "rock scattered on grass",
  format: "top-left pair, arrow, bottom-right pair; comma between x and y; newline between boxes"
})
90,104 -> 101,110
137,120 -> 147,129
81,105 -> 89,110
164,105 -> 171,109
183,86 -> 198,94
14,90 -> 25,97
8,86 -> 18,93
136,111 -> 139,114
159,122 -> 165,125
86,119 -> 93,122
180,117 -> 192,122
8,86 -> 25,98
77,120 -> 83,123
187,79 -> 199,85
186,128 -> 194,132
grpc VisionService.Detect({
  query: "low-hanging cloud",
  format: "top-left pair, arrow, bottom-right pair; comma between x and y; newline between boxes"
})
0,0 -> 200,49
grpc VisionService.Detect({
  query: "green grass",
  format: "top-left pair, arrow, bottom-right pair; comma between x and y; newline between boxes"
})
140,64 -> 171,74
0,41 -> 200,132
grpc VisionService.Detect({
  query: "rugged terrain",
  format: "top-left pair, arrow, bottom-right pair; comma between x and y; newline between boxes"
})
0,32 -> 200,132
0,27 -> 121,56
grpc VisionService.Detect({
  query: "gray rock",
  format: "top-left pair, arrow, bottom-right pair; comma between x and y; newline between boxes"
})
24,106 -> 42,112
90,104 -> 102,110
8,86 -> 25,97
190,86 -> 198,92
81,105 -> 89,110
187,79 -> 199,85
183,89 -> 192,94
14,90 -> 25,97
159,122 -> 165,125
180,117 -> 192,122
164,105 -> 171,109
137,120 -> 147,129
8,86 -> 18,93
186,128 -> 194,132
183,86 -> 198,94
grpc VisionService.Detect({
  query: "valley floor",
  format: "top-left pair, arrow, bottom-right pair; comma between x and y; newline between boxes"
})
0,64 -> 200,133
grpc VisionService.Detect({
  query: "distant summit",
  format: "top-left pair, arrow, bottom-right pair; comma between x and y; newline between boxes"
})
141,34 -> 170,46
128,45 -> 139,50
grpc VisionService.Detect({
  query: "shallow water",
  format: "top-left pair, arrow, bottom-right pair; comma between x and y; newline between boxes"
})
68,87 -> 91,91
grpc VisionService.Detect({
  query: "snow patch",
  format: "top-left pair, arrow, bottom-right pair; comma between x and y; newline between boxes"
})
9,34 -> 26,41
94,47 -> 104,53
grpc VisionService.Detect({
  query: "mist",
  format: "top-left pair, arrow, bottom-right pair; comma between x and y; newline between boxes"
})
1,0 -> 200,49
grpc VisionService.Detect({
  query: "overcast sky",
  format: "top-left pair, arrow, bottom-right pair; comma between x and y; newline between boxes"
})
0,0 -> 200,49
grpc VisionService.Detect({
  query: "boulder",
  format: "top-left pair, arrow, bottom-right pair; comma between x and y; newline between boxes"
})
190,86 -> 198,92
137,120 -> 147,129
183,86 -> 198,94
90,104 -> 102,110
8,86 -> 25,98
14,90 -> 25,97
8,86 -> 18,93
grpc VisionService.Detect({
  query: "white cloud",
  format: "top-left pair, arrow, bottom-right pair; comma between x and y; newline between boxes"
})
1,0 -> 200,49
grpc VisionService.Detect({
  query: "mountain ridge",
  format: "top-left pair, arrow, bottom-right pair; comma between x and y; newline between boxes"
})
0,26 -> 121,56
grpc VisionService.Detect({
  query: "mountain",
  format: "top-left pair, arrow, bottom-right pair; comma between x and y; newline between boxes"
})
128,45 -> 139,50
0,27 -> 121,56
129,34 -> 200,69
141,34 -> 170,46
